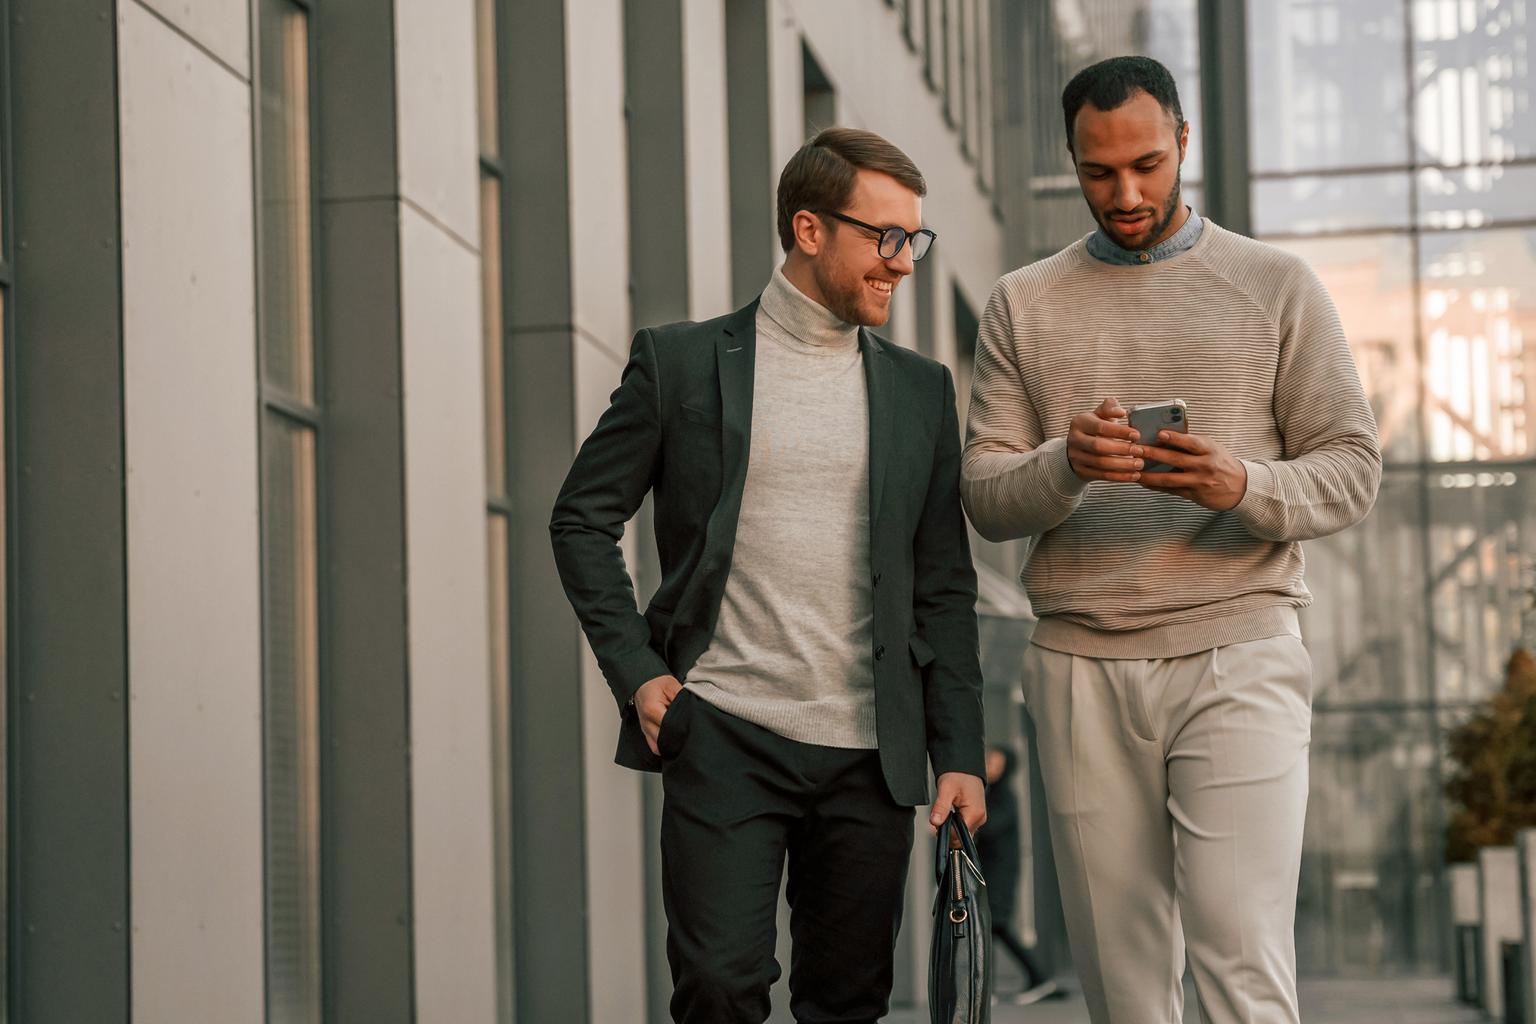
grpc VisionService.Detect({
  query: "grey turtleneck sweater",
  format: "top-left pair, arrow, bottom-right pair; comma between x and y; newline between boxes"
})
684,266 -> 877,749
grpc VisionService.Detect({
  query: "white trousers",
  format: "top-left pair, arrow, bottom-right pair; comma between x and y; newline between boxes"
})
1022,635 -> 1312,1024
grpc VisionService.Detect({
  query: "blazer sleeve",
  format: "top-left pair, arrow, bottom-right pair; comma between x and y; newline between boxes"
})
549,328 -> 672,709
912,364 -> 986,781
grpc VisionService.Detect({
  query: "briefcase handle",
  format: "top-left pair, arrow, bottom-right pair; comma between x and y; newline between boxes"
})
933,810 -> 983,887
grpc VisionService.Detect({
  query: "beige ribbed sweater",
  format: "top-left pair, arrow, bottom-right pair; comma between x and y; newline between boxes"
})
684,267 -> 878,748
961,221 -> 1382,659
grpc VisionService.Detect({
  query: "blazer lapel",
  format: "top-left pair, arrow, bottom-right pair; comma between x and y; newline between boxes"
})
674,301 -> 757,657
716,302 -> 757,506
861,328 -> 893,527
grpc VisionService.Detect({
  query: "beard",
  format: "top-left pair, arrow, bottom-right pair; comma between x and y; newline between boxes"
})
811,255 -> 887,327
1095,166 -> 1183,249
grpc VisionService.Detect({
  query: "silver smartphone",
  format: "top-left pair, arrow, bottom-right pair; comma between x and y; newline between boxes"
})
1127,400 -> 1188,473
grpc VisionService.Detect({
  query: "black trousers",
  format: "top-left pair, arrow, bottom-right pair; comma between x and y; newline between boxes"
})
657,689 -> 916,1024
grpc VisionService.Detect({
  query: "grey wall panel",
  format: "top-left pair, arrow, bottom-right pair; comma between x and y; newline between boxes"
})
504,323 -> 592,1024
9,0 -> 130,1020
316,196 -> 414,1023
135,0 -> 250,78
625,0 -> 690,328
117,4 -> 265,1020
394,0 -> 479,246
682,0 -> 733,320
399,203 -> 499,1024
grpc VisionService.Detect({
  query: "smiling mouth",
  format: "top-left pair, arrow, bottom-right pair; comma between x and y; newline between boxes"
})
867,279 -> 895,297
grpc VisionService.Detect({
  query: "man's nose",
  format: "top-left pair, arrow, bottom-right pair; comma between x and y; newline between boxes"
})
886,243 -> 915,276
1114,174 -> 1143,209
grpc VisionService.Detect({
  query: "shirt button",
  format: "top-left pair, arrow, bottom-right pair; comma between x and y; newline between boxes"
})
1137,251 -> 1151,263
874,645 -> 886,660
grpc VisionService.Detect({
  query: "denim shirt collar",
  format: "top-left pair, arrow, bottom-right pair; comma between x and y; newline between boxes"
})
1086,206 -> 1203,266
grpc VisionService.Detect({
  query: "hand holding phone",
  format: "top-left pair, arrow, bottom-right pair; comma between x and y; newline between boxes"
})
1127,400 -> 1188,473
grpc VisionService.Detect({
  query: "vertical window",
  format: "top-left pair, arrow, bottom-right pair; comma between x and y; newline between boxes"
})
257,0 -> 322,1019
801,42 -> 835,138
477,0 -> 515,1017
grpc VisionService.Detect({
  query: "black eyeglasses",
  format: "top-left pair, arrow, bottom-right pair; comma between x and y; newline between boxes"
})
819,210 -> 937,261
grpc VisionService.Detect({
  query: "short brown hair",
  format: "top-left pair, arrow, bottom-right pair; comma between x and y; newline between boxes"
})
775,127 -> 927,252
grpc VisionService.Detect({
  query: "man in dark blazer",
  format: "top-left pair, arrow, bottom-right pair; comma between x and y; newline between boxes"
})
550,127 -> 986,1024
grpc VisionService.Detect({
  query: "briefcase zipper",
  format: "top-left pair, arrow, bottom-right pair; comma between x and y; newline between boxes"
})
949,849 -> 969,936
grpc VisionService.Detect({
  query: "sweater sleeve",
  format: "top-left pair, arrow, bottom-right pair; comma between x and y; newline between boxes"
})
960,280 -> 1088,542
1232,265 -> 1383,542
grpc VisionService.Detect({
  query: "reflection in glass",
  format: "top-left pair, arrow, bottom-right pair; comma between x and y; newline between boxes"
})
1246,0 -> 1409,174
1427,467 -> 1536,703
1420,229 -> 1536,462
1418,163 -> 1536,230
1413,0 -> 1536,165
1253,173 -> 1411,236
259,0 -> 314,403
1298,712 -> 1444,974
1272,235 -> 1421,462
1302,472 -> 1431,707
262,414 -> 322,1024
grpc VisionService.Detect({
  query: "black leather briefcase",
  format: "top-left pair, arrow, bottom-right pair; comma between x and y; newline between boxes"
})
929,810 -> 991,1023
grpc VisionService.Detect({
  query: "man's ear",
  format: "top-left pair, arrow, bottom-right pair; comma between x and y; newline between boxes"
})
792,209 -> 824,257
1177,120 -> 1190,161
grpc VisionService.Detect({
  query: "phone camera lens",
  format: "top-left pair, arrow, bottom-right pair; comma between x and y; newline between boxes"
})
1170,409 -> 1183,420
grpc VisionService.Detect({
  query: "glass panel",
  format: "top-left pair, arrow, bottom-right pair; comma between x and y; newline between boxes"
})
1420,228 -> 1536,462
481,174 -> 506,496
1302,471 -> 1431,706
1247,0 -> 1410,174
1426,465 -> 1536,703
1297,711 -> 1445,973
1139,0 -> 1203,184
1270,234 -> 1421,462
1022,1 -> 1203,253
262,413 -> 322,1023
1252,172 -> 1412,236
259,0 -> 314,403
486,514 -> 514,1022
1412,0 -> 1536,165
1418,163 -> 1536,230
476,0 -> 498,160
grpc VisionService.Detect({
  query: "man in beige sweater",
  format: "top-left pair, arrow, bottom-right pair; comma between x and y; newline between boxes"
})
961,57 -> 1381,1023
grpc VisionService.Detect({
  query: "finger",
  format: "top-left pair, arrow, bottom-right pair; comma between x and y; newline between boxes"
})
1095,396 -> 1126,419
1153,430 -> 1208,453
1073,452 -> 1144,472
929,797 -> 953,832
1069,463 -> 1142,484
1137,471 -> 1202,488
1075,435 -> 1143,457
1136,445 -> 1196,468
1076,418 -> 1140,443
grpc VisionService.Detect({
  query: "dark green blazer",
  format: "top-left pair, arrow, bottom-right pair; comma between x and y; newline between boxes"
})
549,299 -> 984,806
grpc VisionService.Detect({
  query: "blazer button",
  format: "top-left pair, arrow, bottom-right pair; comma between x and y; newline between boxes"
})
874,645 -> 886,660
873,571 -> 883,587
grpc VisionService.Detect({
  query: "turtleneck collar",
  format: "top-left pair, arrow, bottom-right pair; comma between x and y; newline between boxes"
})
759,264 -> 861,354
